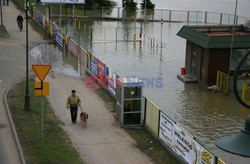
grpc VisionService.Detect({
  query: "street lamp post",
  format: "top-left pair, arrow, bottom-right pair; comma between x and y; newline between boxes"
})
0,0 -> 3,26
24,0 -> 30,111
59,0 -> 62,28
144,0 -> 147,21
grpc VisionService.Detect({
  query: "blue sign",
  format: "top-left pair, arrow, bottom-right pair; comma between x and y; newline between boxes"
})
90,55 -> 97,76
35,10 -> 43,27
56,32 -> 63,47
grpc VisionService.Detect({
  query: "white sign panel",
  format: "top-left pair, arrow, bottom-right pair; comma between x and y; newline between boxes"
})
173,124 -> 196,164
194,141 -> 216,164
159,112 -> 175,149
41,0 -> 85,4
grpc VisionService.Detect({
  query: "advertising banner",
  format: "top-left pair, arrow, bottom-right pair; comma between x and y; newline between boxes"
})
41,0 -> 85,4
35,10 -> 43,27
97,60 -> 105,86
56,31 -> 63,47
105,66 -> 116,95
193,141 -> 216,164
172,124 -> 196,164
90,55 -> 98,76
159,112 -> 175,148
159,112 -> 210,164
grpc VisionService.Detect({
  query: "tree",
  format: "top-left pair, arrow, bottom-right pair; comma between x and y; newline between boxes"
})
85,0 -> 116,9
122,0 -> 137,9
140,0 -> 155,9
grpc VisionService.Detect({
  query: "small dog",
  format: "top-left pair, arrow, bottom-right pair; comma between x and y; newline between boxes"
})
80,112 -> 88,128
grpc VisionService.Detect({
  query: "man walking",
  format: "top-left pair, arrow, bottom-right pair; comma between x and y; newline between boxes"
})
66,90 -> 81,124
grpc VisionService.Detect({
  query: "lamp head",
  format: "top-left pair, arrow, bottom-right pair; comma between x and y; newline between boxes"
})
215,115 -> 250,157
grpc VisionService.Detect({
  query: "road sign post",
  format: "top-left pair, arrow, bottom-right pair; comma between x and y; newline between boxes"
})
32,64 -> 51,141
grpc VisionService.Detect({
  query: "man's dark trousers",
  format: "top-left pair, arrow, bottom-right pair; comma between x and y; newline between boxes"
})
70,106 -> 78,122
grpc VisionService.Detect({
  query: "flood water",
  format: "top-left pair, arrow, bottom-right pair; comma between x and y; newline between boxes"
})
30,1 -> 250,163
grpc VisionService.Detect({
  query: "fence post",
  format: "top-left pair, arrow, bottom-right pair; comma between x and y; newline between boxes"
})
72,4 -> 75,19
196,11 -> 198,23
116,27 -> 118,43
83,6 -> 85,17
152,9 -> 154,20
219,72 -> 222,89
220,13 -> 223,25
118,7 -> 120,19
204,12 -> 207,23
242,84 -> 245,102
169,10 -> 171,21
90,28 -> 93,46
216,70 -> 219,87
187,11 -> 190,23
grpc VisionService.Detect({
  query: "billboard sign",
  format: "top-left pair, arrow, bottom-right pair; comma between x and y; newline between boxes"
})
173,124 -> 196,164
105,66 -> 116,95
193,141 -> 216,164
90,55 -> 98,76
97,60 -> 105,86
159,112 -> 175,148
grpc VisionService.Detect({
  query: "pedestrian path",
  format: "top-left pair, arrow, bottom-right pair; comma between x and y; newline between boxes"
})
47,74 -> 152,164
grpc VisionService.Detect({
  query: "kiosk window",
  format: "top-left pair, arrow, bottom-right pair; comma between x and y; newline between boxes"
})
124,86 -> 141,99
124,113 -> 141,125
124,100 -> 141,112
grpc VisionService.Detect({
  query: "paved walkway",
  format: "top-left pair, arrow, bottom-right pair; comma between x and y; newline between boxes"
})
0,2 -> 43,164
47,74 -> 152,164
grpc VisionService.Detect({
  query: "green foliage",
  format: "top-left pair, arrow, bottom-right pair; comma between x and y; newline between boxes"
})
126,128 -> 180,164
140,0 -> 155,9
85,0 -> 116,9
122,0 -> 137,9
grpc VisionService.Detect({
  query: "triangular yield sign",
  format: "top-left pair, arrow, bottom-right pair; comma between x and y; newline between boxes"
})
32,65 -> 51,81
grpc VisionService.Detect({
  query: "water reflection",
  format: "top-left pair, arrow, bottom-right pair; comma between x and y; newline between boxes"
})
29,44 -> 79,77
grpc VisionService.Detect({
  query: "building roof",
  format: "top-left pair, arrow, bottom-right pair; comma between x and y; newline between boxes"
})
177,25 -> 250,49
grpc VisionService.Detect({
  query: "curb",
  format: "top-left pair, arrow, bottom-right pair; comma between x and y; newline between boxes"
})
4,80 -> 26,164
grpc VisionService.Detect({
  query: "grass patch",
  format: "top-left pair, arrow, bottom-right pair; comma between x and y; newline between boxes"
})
0,25 -> 9,37
91,79 -> 180,163
8,79 -> 83,164
28,18 -> 52,40
126,128 -> 180,164
93,87 -> 116,113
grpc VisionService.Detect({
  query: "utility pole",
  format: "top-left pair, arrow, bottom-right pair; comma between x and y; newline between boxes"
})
144,0 -> 147,21
0,0 -> 3,26
59,0 -> 62,29
24,0 -> 30,111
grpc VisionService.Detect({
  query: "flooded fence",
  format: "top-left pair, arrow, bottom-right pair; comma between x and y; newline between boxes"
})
48,6 -> 250,25
31,6 -> 228,164
216,70 -> 229,94
242,83 -> 250,104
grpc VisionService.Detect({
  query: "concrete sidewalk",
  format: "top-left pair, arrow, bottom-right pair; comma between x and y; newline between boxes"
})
47,74 -> 152,164
0,2 -> 43,164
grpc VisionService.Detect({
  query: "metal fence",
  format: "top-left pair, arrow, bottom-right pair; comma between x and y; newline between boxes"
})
216,70 -> 229,94
145,98 -> 160,137
242,83 -> 250,105
49,6 -> 250,25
